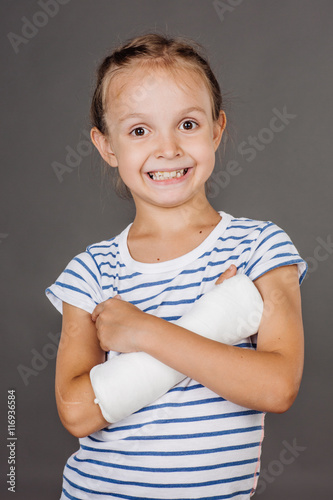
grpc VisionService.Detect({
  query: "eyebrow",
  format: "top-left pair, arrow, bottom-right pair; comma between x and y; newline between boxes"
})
118,106 -> 207,124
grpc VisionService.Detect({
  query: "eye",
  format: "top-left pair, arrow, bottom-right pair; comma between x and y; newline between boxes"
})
179,120 -> 198,131
130,127 -> 148,137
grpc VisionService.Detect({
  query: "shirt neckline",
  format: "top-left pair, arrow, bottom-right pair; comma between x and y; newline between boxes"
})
118,210 -> 232,273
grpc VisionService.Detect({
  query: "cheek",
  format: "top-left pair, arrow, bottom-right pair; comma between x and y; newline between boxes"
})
116,147 -> 148,187
190,137 -> 216,167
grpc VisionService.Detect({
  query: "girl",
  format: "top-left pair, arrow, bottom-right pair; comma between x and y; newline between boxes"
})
46,33 -> 307,499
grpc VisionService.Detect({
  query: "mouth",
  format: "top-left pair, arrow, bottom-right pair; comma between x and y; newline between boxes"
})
147,168 -> 189,181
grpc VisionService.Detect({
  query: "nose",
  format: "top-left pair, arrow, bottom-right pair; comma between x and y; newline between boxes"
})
154,131 -> 182,160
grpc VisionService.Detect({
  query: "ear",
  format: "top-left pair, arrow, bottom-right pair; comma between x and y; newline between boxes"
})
212,111 -> 227,152
90,127 -> 118,168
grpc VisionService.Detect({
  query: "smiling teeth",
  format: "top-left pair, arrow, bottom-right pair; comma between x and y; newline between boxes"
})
148,168 -> 188,180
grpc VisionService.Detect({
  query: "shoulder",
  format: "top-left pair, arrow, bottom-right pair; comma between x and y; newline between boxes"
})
223,213 -> 269,234
219,211 -> 308,284
86,235 -> 119,266
221,211 -> 294,244
86,235 -> 119,256
220,210 -> 279,242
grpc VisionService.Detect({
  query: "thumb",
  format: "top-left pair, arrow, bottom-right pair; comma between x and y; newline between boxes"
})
215,265 -> 237,285
113,294 -> 122,300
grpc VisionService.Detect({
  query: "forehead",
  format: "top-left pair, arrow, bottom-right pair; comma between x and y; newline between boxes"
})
106,64 -> 212,117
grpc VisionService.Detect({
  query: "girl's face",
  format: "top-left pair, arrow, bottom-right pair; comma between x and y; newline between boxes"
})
95,65 -> 225,210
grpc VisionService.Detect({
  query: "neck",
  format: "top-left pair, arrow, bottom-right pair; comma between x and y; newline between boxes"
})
130,192 -> 221,238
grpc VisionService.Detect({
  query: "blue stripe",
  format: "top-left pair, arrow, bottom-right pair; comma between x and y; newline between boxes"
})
99,253 -> 251,295
180,265 -> 207,275
73,454 -> 258,473
226,223 -> 260,230
230,217 -> 256,221
66,462 -> 259,488
91,250 -> 118,259
245,255 -> 263,276
299,262 -> 308,284
86,249 -> 103,277
117,272 -> 223,306
73,257 -> 100,285
102,409 -> 261,435
54,281 -> 95,300
99,261 -> 126,270
198,241 -> 253,261
63,269 -> 87,282
256,229 -> 285,250
124,425 -> 263,441
106,277 -> 176,294
88,239 -> 118,250
80,441 -> 261,457
117,280 -> 203,302
101,270 -> 141,280
143,296 -> 201,313
271,251 -> 301,260
168,382 -> 203,393
134,396 -> 226,414
269,240 -> 292,251
63,476 -> 254,499
245,231 -> 291,275
251,260 -> 306,282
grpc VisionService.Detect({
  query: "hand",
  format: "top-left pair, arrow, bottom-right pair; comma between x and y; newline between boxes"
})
215,264 -> 237,285
91,296 -> 147,353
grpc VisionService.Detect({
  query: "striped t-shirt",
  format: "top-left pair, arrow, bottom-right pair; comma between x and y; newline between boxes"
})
46,211 -> 307,500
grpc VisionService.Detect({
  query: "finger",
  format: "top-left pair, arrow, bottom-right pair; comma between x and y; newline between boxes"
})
113,294 -> 122,300
215,265 -> 237,285
91,302 -> 104,322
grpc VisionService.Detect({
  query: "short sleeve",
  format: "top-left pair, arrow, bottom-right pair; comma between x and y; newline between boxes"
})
243,221 -> 308,284
45,251 -> 104,315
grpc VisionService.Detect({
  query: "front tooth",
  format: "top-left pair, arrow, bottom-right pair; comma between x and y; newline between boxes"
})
150,169 -> 186,180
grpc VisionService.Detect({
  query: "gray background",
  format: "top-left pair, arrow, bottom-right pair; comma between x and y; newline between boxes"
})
1,0 -> 332,498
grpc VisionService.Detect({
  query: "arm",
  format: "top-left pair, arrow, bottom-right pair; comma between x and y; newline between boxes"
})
96,264 -> 304,414
55,303 -> 109,438
57,266 -> 246,434
137,264 -> 304,413
90,271 -> 263,423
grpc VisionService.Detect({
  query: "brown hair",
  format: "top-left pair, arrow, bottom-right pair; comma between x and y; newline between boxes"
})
90,33 -> 225,198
